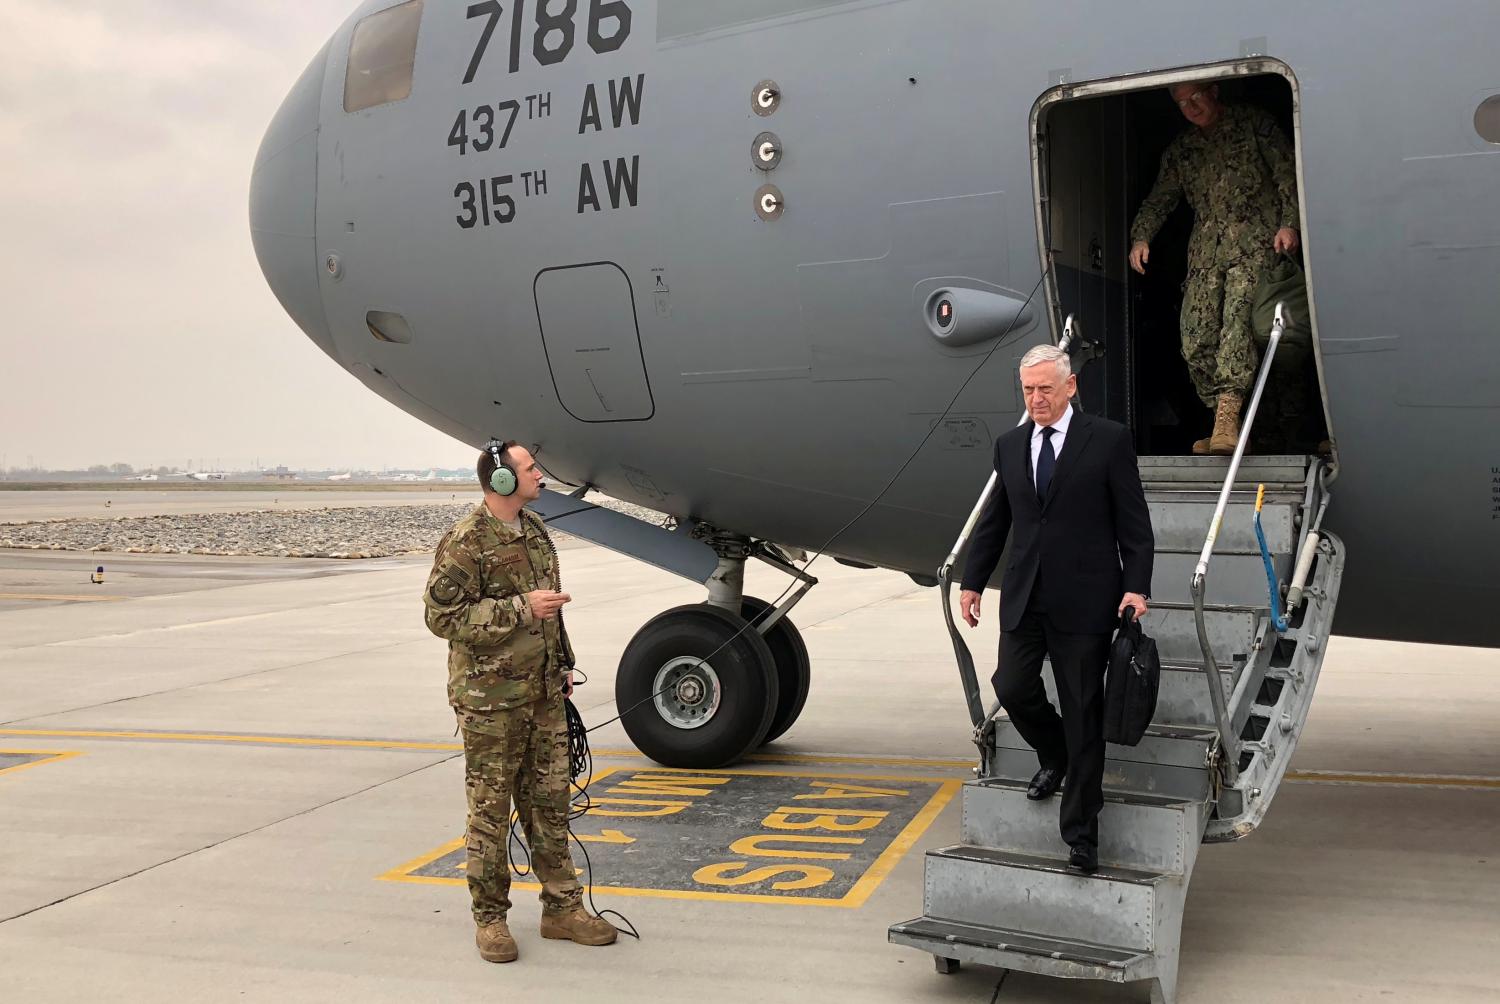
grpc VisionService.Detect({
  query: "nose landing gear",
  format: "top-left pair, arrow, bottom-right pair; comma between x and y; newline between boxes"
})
615,533 -> 816,768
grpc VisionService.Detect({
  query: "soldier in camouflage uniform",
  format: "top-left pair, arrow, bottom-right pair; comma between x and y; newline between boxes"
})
424,441 -> 616,963
1130,81 -> 1302,455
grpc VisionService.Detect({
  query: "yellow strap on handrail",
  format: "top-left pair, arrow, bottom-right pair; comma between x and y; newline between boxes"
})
1256,483 -> 1266,513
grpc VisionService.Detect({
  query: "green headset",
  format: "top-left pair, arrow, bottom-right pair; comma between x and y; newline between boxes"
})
485,439 -> 518,497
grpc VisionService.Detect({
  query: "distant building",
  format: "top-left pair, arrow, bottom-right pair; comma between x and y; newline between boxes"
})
262,467 -> 298,481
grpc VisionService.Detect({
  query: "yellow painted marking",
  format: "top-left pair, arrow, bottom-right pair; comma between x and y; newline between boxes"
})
0,728 -> 461,752
728,834 -> 863,861
0,749 -> 83,777
793,782 -> 910,799
0,592 -> 127,603
587,797 -> 694,818
576,829 -> 635,845
379,837 -> 466,884
606,774 -> 731,797
0,729 -> 967,768
678,750 -> 971,770
4,728 -> 1497,792
381,767 -> 961,907
842,779 -> 962,908
763,806 -> 889,832
1285,770 -> 1500,790
692,862 -> 835,890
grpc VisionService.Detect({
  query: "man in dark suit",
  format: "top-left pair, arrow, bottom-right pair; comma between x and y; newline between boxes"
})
959,344 -> 1154,873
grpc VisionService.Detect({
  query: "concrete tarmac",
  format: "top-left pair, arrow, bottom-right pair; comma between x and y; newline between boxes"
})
1,508 -> 1497,1002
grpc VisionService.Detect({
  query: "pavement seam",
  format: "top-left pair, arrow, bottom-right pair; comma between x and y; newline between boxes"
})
0,582 -> 424,655
0,636 -> 420,728
0,752 -> 460,927
798,584 -> 926,629
566,581 -> 697,613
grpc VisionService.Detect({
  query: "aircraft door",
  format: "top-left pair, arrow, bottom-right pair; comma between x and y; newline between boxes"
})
534,262 -> 655,422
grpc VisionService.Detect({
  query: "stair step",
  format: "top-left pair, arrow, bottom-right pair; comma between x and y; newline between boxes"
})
1144,486 -> 1304,504
1138,454 -> 1308,486
925,845 -> 1164,951
1032,661 -> 1237,733
1147,499 -> 1296,553
889,915 -> 1153,983
991,719 -> 1216,770
990,720 -> 1217,801
1152,551 -> 1289,606
1142,603 -> 1260,666
988,747 -> 1208,803
961,778 -> 1201,874
1155,662 -> 1237,727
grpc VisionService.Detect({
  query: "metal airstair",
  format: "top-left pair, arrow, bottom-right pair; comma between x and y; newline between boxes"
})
890,310 -> 1344,1003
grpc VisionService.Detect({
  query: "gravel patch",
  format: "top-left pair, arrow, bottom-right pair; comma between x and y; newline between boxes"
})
0,498 -> 672,559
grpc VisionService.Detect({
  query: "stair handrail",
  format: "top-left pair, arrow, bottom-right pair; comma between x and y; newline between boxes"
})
1190,302 -> 1287,785
940,318 -> 1078,729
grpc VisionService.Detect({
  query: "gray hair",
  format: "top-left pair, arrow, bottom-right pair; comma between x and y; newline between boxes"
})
1018,344 -> 1072,379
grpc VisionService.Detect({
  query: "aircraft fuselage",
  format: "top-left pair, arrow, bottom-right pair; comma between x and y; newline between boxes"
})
251,0 -> 1500,647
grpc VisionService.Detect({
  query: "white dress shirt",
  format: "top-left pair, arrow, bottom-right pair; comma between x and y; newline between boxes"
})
1030,404 -> 1074,491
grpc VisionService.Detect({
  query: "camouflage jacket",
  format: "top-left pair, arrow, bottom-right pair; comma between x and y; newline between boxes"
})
1130,104 -> 1300,271
423,503 -> 575,715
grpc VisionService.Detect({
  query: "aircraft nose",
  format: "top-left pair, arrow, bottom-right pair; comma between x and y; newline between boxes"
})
249,42 -> 337,361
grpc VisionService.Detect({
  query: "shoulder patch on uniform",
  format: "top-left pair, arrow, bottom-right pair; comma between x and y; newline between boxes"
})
430,575 -> 462,605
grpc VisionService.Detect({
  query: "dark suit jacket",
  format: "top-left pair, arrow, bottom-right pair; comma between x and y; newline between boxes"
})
960,410 -> 1154,635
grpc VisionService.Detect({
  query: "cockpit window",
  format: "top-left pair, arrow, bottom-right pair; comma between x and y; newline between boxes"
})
344,0 -> 424,113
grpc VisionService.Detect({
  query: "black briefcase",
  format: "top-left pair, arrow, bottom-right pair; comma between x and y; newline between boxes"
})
1103,609 -> 1160,747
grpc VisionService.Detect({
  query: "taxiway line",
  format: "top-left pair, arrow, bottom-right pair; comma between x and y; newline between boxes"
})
1,728 -> 1496,789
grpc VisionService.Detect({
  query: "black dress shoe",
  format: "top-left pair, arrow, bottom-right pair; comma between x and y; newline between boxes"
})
1067,844 -> 1098,874
1026,767 -> 1065,800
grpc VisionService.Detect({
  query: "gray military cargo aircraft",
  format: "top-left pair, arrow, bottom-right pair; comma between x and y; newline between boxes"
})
251,4 -> 1499,998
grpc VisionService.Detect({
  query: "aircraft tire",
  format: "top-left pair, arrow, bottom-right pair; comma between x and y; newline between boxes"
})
741,596 -> 811,746
615,604 -> 779,769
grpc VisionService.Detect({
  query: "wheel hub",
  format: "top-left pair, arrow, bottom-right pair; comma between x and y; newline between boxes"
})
676,676 -> 706,705
652,657 -> 722,730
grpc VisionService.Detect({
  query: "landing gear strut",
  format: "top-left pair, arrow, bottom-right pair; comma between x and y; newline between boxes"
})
615,532 -> 816,768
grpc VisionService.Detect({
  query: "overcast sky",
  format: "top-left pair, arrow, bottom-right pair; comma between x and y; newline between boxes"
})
0,1 -> 470,472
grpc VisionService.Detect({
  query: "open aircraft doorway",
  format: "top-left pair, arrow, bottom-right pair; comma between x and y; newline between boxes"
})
1030,61 -> 1331,458
886,59 -> 1351,996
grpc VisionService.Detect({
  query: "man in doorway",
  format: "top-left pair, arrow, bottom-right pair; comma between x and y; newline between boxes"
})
423,440 -> 617,962
959,346 -> 1154,873
1129,80 -> 1301,454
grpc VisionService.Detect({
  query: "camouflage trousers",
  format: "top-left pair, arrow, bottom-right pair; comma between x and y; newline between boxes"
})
459,696 -> 583,925
1179,252 -> 1274,408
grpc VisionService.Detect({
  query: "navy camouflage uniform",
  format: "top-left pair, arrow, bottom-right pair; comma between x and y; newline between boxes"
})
1131,104 -> 1300,409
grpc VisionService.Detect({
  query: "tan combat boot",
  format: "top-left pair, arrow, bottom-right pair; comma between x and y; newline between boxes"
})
1208,392 -> 1244,455
540,908 -> 618,946
476,919 -> 518,963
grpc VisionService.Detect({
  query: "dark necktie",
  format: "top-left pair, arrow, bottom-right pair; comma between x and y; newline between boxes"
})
1036,425 -> 1057,503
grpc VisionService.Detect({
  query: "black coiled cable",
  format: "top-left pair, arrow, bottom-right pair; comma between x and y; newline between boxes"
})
564,697 -> 590,786
509,694 -> 638,940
